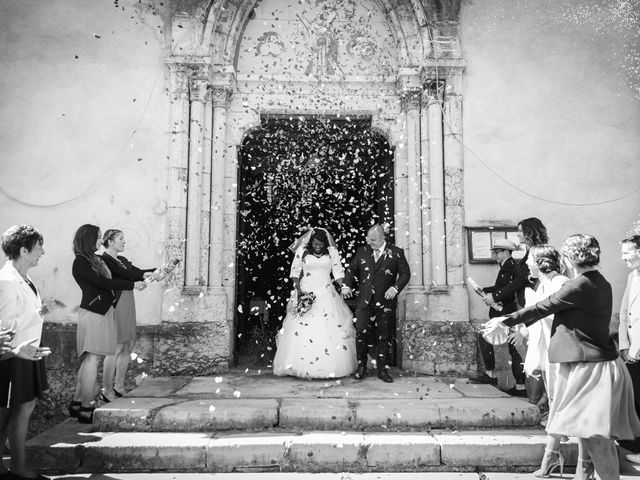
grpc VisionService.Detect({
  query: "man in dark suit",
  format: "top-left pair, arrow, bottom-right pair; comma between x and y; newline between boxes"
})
469,239 -> 527,397
342,224 -> 410,383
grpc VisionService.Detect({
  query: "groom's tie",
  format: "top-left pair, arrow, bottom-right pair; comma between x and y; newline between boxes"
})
373,248 -> 382,262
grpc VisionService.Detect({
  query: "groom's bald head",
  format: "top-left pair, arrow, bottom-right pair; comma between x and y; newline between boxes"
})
366,224 -> 385,249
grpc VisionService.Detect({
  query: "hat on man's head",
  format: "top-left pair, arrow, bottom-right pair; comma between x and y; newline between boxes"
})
491,239 -> 517,251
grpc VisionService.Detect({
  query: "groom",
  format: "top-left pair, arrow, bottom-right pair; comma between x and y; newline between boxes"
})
342,224 -> 410,382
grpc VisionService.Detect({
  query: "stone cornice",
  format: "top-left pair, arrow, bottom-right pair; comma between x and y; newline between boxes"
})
166,56 -> 211,79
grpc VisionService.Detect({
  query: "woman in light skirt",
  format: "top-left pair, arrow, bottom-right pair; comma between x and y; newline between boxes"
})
484,234 -> 640,479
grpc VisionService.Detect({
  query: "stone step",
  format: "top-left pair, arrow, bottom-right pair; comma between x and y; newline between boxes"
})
28,422 -> 578,474
93,394 -> 540,432
38,473 -> 640,480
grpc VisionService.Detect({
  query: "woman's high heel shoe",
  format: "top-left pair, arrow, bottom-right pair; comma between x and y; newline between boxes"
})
573,458 -> 595,480
77,406 -> 95,424
68,401 -> 81,418
533,448 -> 564,478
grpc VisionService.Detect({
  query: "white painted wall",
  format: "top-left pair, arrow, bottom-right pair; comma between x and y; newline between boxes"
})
461,0 -> 640,322
0,0 -> 170,325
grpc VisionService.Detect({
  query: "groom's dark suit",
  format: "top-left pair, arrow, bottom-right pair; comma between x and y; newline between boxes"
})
344,243 -> 410,369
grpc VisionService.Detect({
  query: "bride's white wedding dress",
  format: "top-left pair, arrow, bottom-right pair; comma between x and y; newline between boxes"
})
273,249 -> 357,379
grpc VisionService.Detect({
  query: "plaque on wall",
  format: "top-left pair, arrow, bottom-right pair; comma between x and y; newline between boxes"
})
466,226 -> 521,264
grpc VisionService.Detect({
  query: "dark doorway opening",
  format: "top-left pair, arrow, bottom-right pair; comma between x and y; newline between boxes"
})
235,115 -> 395,368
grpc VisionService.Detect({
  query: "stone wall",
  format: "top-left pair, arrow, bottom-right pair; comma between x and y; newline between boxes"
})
401,320 -> 476,376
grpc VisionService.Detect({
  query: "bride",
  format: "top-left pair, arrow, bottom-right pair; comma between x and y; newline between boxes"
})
272,227 -> 357,379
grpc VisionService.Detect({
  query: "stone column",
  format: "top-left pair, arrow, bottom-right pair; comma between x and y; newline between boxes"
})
419,89 -> 432,289
402,70 -> 473,376
426,81 -> 448,288
397,70 -> 428,323
208,83 -> 232,291
401,89 -> 424,290
184,77 -> 210,287
156,58 -> 233,376
402,90 -> 422,287
164,63 -> 190,287
442,73 -> 466,291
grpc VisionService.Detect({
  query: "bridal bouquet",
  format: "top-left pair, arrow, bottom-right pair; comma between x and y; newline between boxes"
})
296,291 -> 316,317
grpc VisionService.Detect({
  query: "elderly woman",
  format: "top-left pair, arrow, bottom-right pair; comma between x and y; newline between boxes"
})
484,234 -> 640,480
0,225 -> 52,480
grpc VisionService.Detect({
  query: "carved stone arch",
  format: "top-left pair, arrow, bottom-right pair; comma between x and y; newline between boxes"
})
236,121 -> 263,146
203,0 -> 431,68
370,119 -> 401,148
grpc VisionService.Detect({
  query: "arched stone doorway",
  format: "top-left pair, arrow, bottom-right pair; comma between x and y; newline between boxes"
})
234,115 -> 395,366
156,0 -> 474,377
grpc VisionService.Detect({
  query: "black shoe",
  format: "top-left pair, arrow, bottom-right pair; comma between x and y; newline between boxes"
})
354,365 -> 367,380
503,387 -> 527,398
99,392 -> 111,403
68,401 -> 81,418
78,406 -> 95,424
468,373 -> 498,385
377,369 -> 393,383
113,388 -> 124,398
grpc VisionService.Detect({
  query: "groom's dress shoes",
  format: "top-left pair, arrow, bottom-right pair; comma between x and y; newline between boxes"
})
354,365 -> 367,380
377,369 -> 393,383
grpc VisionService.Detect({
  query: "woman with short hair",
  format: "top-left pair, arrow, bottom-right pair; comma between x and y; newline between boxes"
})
70,224 -> 145,423
484,234 -> 640,479
0,225 -> 51,480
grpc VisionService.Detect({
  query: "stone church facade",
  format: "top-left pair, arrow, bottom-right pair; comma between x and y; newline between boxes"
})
157,0 -> 474,376
1,0 -> 638,384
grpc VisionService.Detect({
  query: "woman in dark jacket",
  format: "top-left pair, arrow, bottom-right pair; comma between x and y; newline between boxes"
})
69,224 -> 145,423
100,229 -> 154,401
484,234 -> 640,480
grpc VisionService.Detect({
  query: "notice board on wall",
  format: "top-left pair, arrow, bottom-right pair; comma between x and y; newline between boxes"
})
466,226 -> 523,264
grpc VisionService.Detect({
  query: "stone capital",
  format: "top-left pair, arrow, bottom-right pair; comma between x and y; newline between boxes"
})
167,64 -> 189,95
401,89 -> 422,111
188,78 -> 211,103
423,79 -> 445,105
211,86 -> 232,108
397,69 -> 423,111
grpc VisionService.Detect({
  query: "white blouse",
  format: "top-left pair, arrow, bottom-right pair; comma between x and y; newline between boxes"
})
0,261 -> 44,348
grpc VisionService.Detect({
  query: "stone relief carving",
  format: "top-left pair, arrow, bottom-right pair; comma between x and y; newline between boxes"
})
346,33 -> 377,61
237,0 -> 400,77
255,31 -> 285,57
297,11 -> 341,76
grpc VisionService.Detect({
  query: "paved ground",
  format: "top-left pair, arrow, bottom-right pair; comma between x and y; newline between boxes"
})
44,471 -> 640,479
90,371 -> 540,432
127,370 -> 494,400
21,371 -> 640,476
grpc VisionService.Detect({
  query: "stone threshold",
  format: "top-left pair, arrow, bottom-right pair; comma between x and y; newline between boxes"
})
91,375 -> 541,432
28,423 -> 578,474
94,396 -> 540,432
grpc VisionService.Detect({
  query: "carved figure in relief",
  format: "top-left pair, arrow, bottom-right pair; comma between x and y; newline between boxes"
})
255,31 -> 284,57
297,11 -> 342,76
